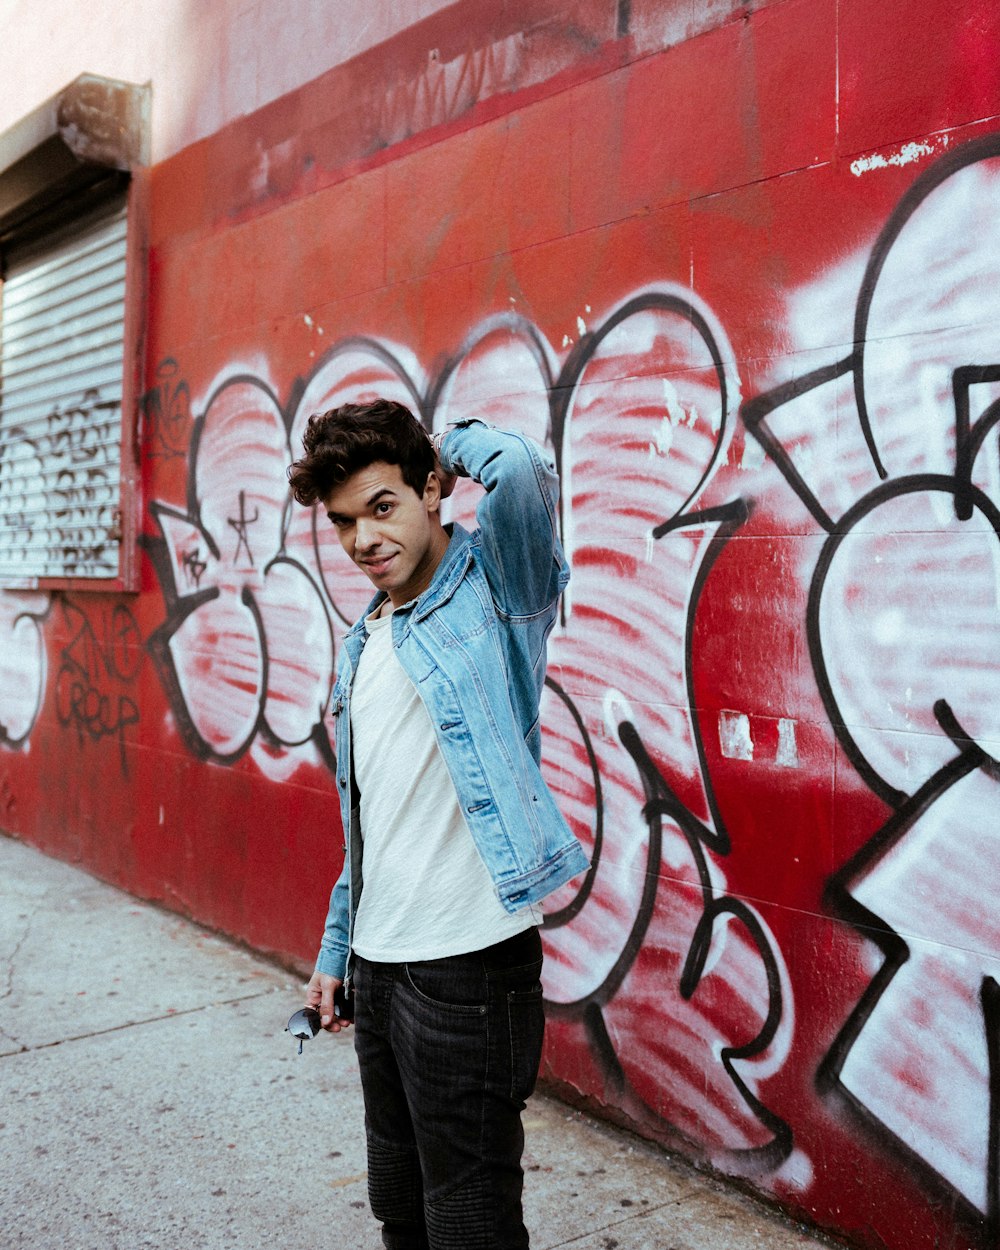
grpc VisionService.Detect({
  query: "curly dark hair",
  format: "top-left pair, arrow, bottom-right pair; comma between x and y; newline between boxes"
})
287,399 -> 434,506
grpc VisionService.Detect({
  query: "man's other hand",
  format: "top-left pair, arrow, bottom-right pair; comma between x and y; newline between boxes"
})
430,433 -> 458,499
305,969 -> 352,1032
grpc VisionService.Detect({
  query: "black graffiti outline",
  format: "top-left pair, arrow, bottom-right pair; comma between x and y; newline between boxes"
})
54,597 -> 142,774
145,573 -> 270,766
538,674 -> 603,930
536,288 -> 790,1169
427,312 -> 557,420
227,489 -> 260,566
181,545 -> 207,589
743,133 -> 1000,1239
139,357 -> 193,461
815,748 -> 998,1239
46,387 -> 120,467
984,976 -> 1000,1234
146,373 -> 338,766
2,392 -> 118,576
806,477 -> 1000,807
853,132 -> 1000,485
257,551 -> 338,768
954,370 -> 1000,523
0,598 -> 51,750
540,499 -> 792,1172
549,290 -> 733,591
616,0 -> 630,38
0,771 -> 15,823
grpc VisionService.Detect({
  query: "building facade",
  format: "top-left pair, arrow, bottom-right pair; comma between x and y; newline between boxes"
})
2,3 -> 999,1248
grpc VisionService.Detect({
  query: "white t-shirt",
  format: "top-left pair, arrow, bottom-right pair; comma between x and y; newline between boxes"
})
350,605 -> 539,962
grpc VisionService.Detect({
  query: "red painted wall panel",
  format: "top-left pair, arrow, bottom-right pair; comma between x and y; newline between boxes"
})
2,2 -> 1000,1248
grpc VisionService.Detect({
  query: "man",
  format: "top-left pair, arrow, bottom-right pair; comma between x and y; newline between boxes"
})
287,399 -> 588,1249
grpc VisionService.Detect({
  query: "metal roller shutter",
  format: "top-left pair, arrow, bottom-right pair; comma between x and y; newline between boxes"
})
0,194 -> 127,582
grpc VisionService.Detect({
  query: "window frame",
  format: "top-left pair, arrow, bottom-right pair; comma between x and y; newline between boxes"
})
0,76 -> 149,593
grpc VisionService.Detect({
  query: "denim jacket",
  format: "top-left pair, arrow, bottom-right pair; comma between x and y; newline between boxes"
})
315,418 -> 590,982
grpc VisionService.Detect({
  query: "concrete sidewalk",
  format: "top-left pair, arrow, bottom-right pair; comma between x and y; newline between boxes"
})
0,835 -> 835,1250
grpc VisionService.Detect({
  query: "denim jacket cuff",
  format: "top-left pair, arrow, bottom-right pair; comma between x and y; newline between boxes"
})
315,944 -> 348,982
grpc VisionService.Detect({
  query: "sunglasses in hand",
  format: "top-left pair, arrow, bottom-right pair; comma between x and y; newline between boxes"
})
286,1007 -> 322,1055
286,986 -> 354,1053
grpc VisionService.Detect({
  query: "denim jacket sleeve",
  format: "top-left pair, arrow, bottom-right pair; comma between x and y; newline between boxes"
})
437,419 -> 569,618
315,857 -> 350,981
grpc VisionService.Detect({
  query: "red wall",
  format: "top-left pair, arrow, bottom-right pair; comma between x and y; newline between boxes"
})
3,2 -> 1000,1247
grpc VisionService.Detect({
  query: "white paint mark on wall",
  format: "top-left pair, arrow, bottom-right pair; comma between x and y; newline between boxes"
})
775,1147 -> 815,1192
719,710 -> 754,761
649,416 -> 674,458
709,401 -> 723,433
775,718 -> 800,768
740,435 -> 766,472
602,688 -> 633,740
663,378 -> 685,425
850,137 -> 947,177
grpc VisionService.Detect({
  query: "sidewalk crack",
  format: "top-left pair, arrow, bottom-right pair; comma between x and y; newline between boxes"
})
0,914 -> 33,1047
539,1198 -> 688,1249
0,986 -> 281,1057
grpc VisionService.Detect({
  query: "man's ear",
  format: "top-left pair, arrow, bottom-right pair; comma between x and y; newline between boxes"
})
423,470 -> 442,513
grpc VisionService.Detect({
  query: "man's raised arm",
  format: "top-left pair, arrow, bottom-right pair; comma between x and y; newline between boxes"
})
435,419 -> 568,617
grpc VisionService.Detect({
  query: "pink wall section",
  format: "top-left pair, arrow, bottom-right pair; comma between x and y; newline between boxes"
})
0,0 -> 460,161
3,3 -> 1000,1248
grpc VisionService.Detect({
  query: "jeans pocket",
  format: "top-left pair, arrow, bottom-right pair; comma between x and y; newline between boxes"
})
507,983 -> 545,1103
404,960 -> 489,1015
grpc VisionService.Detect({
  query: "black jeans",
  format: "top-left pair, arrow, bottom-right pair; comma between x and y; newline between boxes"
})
353,927 -> 545,1250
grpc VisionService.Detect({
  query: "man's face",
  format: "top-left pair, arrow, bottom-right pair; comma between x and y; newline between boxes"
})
323,461 -> 449,606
